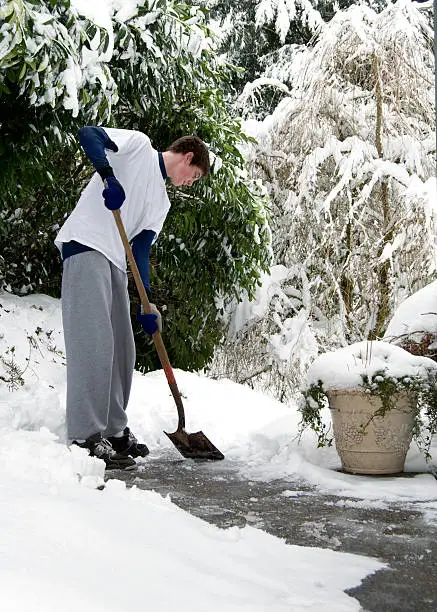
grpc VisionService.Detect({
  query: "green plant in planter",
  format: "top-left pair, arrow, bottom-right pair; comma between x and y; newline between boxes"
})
299,341 -> 437,459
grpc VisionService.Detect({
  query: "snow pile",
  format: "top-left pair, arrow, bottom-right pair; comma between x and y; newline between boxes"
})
0,293 -> 66,435
0,447 -> 384,612
2,291 -> 437,491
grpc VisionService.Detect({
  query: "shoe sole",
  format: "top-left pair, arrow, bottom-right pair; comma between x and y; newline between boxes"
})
105,463 -> 137,471
117,446 -> 150,459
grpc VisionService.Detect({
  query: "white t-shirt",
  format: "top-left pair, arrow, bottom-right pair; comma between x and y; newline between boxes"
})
55,128 -> 170,272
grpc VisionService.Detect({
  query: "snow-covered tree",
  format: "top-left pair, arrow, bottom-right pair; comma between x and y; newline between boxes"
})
204,0 -> 363,117
211,0 -> 436,399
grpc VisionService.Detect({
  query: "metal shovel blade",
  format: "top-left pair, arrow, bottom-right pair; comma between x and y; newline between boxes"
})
164,428 -> 224,461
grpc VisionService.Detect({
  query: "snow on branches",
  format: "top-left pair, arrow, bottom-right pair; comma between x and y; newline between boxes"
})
255,0 -> 324,43
216,0 -> 436,400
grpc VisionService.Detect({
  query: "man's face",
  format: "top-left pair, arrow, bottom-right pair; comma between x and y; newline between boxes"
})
170,152 -> 203,187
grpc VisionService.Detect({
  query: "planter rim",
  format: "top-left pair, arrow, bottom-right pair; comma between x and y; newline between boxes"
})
326,387 -> 411,396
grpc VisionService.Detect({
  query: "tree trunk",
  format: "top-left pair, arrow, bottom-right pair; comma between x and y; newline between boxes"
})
369,55 -> 392,340
339,220 -> 354,338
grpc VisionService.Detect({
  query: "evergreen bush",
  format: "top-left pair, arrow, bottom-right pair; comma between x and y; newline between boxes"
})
0,0 -> 271,371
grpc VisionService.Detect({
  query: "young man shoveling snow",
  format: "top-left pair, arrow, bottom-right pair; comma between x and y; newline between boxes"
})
56,126 -> 210,470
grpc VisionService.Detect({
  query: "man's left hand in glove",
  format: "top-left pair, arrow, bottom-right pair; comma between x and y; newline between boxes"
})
137,303 -> 162,335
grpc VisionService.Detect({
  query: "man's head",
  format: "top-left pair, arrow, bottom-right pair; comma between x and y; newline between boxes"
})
163,136 -> 210,187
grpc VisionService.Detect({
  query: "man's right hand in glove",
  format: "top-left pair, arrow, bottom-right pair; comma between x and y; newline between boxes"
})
102,176 -> 126,210
137,303 -> 162,335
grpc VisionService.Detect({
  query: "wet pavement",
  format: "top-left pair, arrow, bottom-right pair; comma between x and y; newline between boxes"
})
108,454 -> 437,611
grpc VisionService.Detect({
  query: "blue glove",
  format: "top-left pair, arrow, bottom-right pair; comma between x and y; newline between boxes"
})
137,304 -> 162,335
102,176 -> 125,210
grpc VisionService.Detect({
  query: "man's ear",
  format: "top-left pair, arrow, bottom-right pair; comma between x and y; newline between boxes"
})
185,151 -> 194,164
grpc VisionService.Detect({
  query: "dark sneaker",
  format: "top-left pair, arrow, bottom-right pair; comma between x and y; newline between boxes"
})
72,433 -> 136,470
108,427 -> 150,458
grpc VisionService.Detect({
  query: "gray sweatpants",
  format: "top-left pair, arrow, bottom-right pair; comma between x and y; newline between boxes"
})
61,250 -> 135,441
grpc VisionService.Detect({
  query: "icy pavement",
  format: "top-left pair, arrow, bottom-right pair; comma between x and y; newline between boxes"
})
110,454 -> 437,612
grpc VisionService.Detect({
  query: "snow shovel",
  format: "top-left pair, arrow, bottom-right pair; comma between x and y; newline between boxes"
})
112,209 -> 224,461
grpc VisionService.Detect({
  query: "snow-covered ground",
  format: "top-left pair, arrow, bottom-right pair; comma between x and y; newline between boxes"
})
1,292 -> 436,611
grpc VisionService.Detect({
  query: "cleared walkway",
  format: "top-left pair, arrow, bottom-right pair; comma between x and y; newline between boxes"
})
110,455 -> 437,612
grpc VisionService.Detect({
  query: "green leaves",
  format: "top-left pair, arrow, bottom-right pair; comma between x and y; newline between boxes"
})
0,0 -> 116,121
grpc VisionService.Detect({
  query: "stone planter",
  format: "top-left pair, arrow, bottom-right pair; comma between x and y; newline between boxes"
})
327,389 -> 414,475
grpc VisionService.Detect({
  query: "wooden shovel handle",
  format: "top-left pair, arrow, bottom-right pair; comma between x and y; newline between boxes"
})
112,209 -> 185,430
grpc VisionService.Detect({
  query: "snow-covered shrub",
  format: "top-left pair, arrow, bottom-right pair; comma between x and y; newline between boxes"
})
0,0 -> 116,118
0,0 -> 115,295
384,280 -> 437,362
209,264 -> 344,402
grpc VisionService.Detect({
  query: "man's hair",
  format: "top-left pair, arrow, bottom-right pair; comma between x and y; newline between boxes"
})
166,135 -> 210,177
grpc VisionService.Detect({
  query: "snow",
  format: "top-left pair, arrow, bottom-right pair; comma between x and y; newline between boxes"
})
2,292 -> 437,609
255,0 -> 323,44
227,264 -> 290,334
384,280 -> 437,341
305,340 -> 437,391
60,58 -> 81,117
70,0 -> 115,62
0,455 -> 381,612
